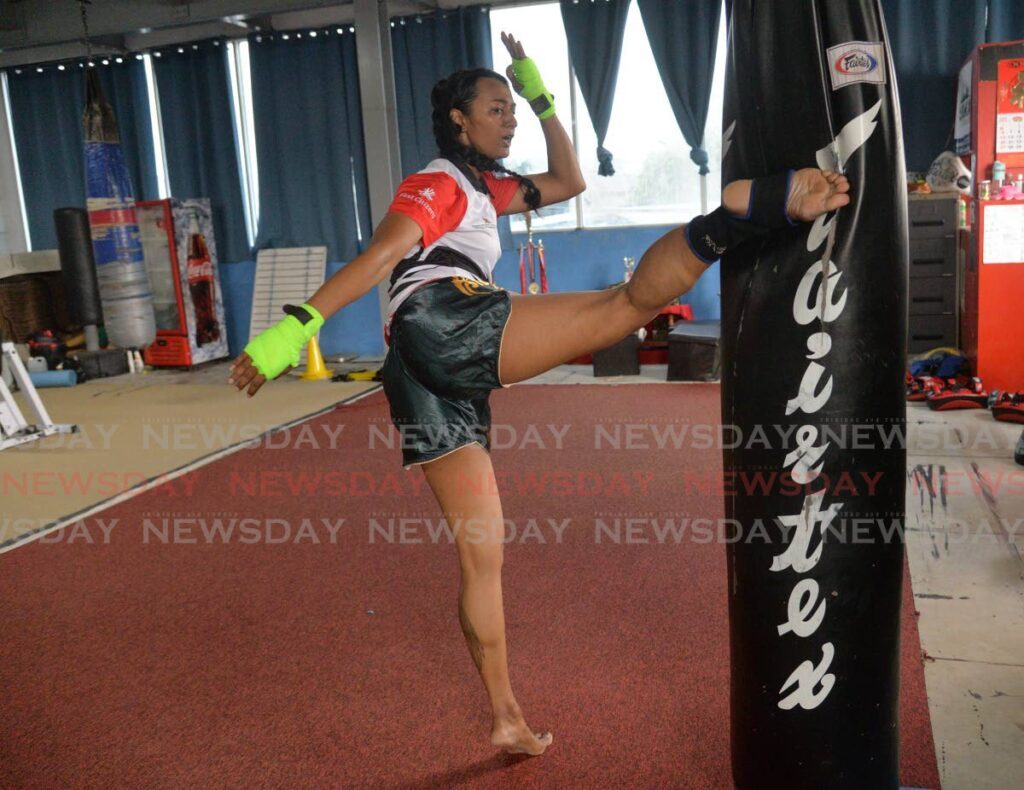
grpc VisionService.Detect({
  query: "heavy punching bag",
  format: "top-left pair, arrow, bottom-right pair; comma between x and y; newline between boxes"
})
83,68 -> 156,350
720,1 -> 907,787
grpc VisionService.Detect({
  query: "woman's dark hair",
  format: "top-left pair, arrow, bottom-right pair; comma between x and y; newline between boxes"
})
431,68 -> 541,211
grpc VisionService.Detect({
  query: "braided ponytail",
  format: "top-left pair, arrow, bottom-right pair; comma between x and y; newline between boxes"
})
431,69 -> 542,211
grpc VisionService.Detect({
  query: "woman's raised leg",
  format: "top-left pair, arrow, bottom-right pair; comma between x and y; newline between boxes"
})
420,442 -> 553,755
498,221 -> 704,385
498,169 -> 849,385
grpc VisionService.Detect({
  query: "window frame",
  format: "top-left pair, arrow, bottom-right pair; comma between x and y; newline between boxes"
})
495,0 -> 726,234
225,39 -> 259,249
1,70 -> 32,250
142,52 -> 172,200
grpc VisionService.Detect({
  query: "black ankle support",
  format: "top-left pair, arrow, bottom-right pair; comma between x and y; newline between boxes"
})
684,170 -> 797,264
747,170 -> 798,229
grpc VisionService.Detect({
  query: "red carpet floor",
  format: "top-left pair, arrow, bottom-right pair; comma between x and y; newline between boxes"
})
0,385 -> 939,788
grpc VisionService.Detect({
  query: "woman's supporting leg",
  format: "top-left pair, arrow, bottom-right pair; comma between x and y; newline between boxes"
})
420,442 -> 553,755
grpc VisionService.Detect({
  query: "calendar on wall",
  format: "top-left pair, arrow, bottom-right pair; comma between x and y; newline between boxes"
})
995,58 -> 1024,155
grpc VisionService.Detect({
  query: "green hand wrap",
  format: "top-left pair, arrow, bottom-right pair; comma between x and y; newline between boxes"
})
243,303 -> 324,380
510,56 -> 556,120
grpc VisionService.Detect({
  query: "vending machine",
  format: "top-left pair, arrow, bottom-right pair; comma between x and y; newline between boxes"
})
136,198 -> 229,367
955,40 -> 1024,392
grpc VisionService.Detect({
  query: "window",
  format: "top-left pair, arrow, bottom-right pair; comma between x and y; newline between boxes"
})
1,55 -> 170,251
142,53 -> 172,199
1,71 -> 31,250
490,1 -> 727,231
226,39 -> 259,248
0,45 -> 254,252
489,2 -> 576,231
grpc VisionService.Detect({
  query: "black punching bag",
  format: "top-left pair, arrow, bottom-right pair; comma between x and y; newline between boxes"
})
720,1 -> 907,787
54,208 -> 104,328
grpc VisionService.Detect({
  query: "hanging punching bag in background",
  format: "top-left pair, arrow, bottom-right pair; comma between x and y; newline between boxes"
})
83,68 -> 156,350
720,1 -> 907,787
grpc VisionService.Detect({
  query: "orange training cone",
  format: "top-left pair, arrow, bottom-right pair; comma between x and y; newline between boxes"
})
299,337 -> 331,381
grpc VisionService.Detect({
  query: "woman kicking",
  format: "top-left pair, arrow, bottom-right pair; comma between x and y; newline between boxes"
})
228,32 -> 850,756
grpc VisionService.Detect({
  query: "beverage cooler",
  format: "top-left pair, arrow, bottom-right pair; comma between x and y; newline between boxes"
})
955,40 -> 1024,393
136,198 -> 228,367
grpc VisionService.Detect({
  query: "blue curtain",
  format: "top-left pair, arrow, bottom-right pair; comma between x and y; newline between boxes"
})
153,40 -> 249,264
881,0 -> 1021,171
101,61 -> 159,202
248,30 -> 371,263
637,0 -> 721,176
391,7 -> 493,174
559,0 -> 630,176
7,60 -> 156,251
986,0 -> 1024,41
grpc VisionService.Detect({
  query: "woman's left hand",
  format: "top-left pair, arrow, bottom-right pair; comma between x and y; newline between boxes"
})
501,32 -> 528,92
501,31 -> 527,60
500,31 -> 556,120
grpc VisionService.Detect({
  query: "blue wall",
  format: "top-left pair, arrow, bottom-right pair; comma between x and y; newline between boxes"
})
221,225 -> 721,360
495,224 -> 721,319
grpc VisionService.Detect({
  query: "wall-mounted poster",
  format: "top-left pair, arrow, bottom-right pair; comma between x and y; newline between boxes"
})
955,59 -> 972,155
983,204 -> 1024,264
995,58 -> 1024,155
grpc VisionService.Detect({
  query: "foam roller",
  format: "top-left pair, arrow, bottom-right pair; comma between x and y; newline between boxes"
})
29,370 -> 78,388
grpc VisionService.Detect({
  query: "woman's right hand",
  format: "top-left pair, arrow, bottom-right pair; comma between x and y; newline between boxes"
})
228,349 -> 292,398
228,303 -> 324,397
225,214 -> 421,399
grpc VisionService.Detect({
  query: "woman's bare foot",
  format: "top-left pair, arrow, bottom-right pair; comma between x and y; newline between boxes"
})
490,703 -> 553,755
785,169 -> 850,222
721,169 -> 851,224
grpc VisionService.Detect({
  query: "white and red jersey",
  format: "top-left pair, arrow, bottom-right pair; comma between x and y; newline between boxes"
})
384,158 -> 520,338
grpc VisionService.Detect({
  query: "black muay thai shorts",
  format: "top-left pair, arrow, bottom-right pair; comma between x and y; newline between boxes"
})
381,277 -> 512,468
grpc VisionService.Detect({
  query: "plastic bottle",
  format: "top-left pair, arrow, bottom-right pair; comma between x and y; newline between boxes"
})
992,160 -> 1006,188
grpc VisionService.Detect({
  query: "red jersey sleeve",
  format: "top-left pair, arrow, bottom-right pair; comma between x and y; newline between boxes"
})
482,171 -> 522,215
388,171 -> 467,247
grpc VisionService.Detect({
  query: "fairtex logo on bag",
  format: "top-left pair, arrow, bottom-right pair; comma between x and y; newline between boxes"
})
826,41 -> 885,90
836,50 -> 877,75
